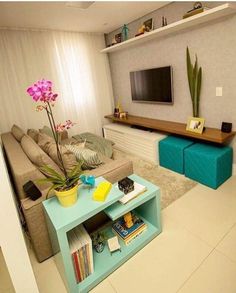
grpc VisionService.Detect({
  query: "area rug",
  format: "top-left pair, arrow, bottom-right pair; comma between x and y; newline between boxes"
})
113,148 -> 197,209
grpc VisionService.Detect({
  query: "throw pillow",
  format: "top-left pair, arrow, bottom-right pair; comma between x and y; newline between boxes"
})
27,129 -> 39,143
38,133 -> 78,173
39,125 -> 68,141
11,124 -> 25,142
39,125 -> 54,138
21,134 -> 63,176
65,144 -> 102,170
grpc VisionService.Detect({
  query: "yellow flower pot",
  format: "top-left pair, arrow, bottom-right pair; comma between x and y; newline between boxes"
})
54,185 -> 78,207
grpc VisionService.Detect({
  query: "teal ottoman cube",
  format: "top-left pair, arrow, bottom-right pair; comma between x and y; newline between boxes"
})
185,143 -> 233,189
159,136 -> 194,174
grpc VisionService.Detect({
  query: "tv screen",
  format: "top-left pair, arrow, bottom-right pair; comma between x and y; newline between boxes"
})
130,66 -> 173,104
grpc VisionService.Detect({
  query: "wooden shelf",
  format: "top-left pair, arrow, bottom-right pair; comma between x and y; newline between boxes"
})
101,3 -> 236,53
104,114 -> 236,144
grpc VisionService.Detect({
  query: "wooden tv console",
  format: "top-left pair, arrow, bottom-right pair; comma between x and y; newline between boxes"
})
104,114 -> 235,144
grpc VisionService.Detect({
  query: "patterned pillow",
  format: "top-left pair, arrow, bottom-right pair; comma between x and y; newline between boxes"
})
65,144 -> 102,170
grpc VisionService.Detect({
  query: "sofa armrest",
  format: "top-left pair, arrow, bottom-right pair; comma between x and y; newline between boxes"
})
2,132 -> 49,200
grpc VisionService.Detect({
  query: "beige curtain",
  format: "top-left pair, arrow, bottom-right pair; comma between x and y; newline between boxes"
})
0,29 -> 113,135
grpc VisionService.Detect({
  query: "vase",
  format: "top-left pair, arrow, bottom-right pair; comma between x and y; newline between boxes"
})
54,184 -> 78,207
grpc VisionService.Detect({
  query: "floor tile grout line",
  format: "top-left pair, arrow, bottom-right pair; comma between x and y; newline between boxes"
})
175,246 -> 216,293
176,221 -> 236,293
108,278 -> 118,293
164,211 -> 236,250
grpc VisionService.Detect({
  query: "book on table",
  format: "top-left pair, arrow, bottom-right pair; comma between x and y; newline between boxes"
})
68,224 -> 94,283
117,181 -> 147,204
112,214 -> 147,245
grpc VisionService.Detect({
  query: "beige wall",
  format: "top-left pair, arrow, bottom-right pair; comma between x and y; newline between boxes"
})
106,2 -> 236,162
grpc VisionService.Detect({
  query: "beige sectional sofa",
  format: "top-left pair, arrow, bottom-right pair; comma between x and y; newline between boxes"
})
1,128 -> 133,262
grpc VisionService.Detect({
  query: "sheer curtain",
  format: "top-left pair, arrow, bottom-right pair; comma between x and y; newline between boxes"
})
0,29 -> 113,135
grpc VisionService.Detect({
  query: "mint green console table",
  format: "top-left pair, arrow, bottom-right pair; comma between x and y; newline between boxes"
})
43,174 -> 162,293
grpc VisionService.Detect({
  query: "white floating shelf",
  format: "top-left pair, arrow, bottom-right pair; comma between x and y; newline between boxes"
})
101,3 -> 236,54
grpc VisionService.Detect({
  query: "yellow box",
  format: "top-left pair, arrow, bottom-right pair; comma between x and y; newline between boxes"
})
93,182 -> 112,202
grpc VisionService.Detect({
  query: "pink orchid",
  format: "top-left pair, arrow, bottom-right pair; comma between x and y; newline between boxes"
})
27,79 -> 76,179
56,120 -> 76,133
27,79 -> 57,103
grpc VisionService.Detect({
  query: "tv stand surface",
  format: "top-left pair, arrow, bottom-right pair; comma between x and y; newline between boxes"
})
104,114 -> 236,144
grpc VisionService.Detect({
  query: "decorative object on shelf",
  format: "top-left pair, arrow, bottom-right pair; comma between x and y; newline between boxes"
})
121,24 -> 129,41
221,122 -> 232,133
93,181 -> 112,201
183,2 -> 209,19
143,18 -> 153,32
118,177 -> 134,194
162,16 -> 168,27
186,117 -> 205,134
115,33 -> 122,43
80,175 -> 95,189
119,111 -> 128,119
135,24 -> 146,37
27,79 -> 82,207
112,212 -> 147,245
107,236 -> 121,255
91,231 -> 107,253
114,107 -> 120,118
123,212 -> 133,228
186,47 -> 202,117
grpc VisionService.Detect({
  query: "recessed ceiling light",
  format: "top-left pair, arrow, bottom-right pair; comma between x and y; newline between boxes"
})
66,1 -> 95,9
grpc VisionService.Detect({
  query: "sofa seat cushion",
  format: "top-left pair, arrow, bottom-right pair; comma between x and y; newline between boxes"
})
11,124 -> 25,142
38,133 -> 78,173
21,134 -> 63,175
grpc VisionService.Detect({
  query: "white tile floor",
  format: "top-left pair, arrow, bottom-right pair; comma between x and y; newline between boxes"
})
1,176 -> 236,293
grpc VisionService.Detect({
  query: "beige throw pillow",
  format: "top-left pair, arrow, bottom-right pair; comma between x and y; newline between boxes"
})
11,124 -> 25,142
27,129 -> 39,143
38,133 -> 78,173
21,134 -> 63,176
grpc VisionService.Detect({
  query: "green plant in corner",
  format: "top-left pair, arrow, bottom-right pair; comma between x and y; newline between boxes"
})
186,47 -> 202,117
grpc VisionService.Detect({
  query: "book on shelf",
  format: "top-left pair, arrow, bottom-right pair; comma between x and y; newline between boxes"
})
116,181 -> 147,204
68,224 -> 94,283
112,214 -> 147,245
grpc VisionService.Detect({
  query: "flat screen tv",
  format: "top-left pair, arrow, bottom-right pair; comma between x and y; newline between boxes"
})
130,66 -> 173,104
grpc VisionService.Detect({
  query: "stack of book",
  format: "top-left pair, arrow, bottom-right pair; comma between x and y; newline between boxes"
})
68,225 -> 94,283
112,214 -> 147,245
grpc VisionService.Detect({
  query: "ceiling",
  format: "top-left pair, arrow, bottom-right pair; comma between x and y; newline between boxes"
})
0,1 -> 169,33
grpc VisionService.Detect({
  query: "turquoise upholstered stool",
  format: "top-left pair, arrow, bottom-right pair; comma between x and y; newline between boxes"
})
185,143 -> 233,189
159,136 -> 194,174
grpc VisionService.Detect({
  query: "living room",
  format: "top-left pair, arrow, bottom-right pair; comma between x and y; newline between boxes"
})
0,1 -> 236,293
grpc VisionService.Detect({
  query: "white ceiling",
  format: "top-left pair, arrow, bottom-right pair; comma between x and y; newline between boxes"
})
0,1 -> 169,33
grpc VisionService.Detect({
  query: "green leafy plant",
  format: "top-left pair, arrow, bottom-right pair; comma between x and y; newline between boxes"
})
186,47 -> 202,117
38,163 -> 82,197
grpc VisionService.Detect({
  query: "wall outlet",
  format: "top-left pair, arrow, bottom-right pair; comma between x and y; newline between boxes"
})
216,87 -> 223,97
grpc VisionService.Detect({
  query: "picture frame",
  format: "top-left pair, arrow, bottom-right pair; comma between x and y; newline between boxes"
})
143,18 -> 153,32
186,117 -> 205,134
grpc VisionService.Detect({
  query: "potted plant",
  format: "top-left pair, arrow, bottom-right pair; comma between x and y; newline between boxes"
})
186,47 -> 202,117
27,79 -> 82,207
91,231 -> 107,253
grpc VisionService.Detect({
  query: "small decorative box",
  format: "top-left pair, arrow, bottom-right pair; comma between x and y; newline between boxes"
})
118,177 -> 134,194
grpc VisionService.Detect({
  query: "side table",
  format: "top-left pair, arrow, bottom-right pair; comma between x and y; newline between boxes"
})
43,174 -> 162,293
